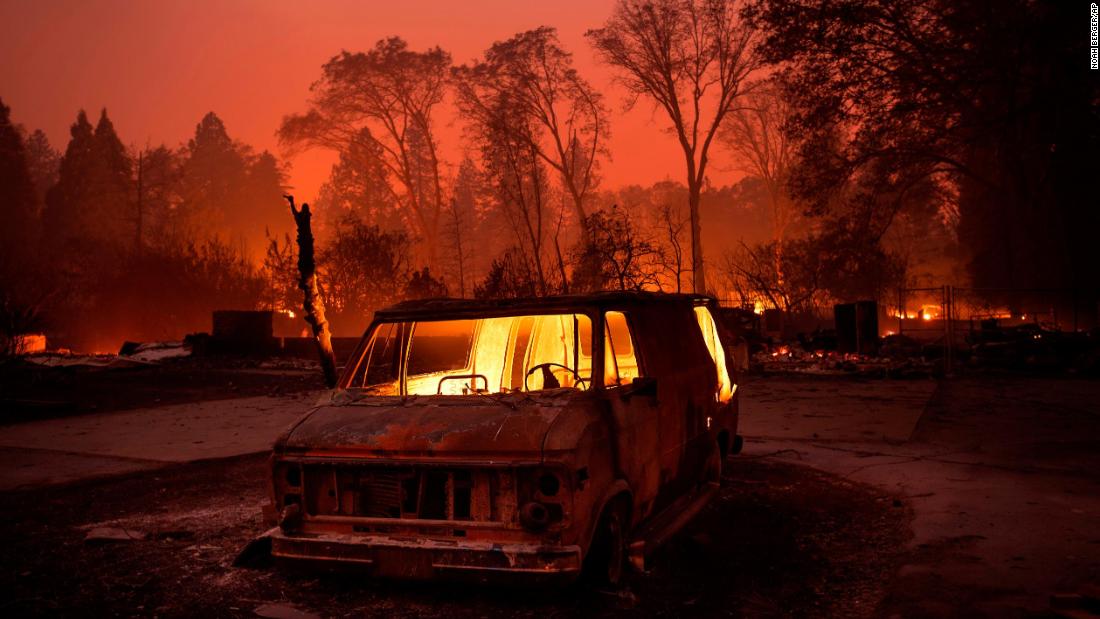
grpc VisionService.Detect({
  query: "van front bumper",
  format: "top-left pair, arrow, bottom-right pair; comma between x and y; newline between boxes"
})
267,528 -> 582,583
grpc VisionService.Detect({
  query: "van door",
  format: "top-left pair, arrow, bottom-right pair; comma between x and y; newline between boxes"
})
602,310 -> 661,522
630,304 -> 716,504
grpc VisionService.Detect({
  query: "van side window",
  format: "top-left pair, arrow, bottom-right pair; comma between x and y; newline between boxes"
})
603,311 -> 641,386
693,306 -> 733,403
348,321 -> 403,393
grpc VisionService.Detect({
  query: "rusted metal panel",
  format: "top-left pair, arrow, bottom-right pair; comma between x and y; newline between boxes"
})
283,396 -> 578,457
268,527 -> 582,582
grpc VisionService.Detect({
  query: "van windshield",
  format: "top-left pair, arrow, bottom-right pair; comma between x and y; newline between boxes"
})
342,314 -> 594,396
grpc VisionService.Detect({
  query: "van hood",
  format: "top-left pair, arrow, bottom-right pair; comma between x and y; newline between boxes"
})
281,390 -> 590,460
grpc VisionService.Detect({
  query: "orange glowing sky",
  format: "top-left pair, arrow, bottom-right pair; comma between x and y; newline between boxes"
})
0,0 -> 741,198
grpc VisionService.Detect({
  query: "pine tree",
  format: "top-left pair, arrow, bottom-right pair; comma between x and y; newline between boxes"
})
43,110 -> 97,248
314,127 -> 402,236
41,109 -> 134,250
23,129 -> 59,221
177,112 -> 248,242
90,108 -> 134,244
244,150 -> 292,259
0,98 -> 37,258
133,144 -> 180,251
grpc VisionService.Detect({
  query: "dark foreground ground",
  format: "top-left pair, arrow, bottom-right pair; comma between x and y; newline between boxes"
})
0,357 -> 326,423
0,455 -> 908,618
3,362 -> 1097,617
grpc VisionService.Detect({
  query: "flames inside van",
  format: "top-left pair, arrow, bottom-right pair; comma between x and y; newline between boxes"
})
342,314 -> 595,395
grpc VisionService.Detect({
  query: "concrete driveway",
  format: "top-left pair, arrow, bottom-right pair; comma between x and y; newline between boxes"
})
0,391 -> 323,490
739,374 -> 1100,617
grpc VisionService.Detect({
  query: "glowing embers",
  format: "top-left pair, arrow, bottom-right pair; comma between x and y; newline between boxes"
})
890,304 -> 943,321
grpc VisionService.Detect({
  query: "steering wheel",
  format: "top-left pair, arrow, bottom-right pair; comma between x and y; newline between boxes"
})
524,362 -> 589,392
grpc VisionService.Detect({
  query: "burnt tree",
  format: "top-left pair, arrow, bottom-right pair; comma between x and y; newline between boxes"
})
286,194 -> 338,387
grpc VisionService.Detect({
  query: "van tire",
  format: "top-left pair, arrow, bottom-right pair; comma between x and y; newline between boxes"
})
583,500 -> 628,587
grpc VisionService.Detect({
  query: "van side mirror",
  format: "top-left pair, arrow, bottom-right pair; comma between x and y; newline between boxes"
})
628,376 -> 658,397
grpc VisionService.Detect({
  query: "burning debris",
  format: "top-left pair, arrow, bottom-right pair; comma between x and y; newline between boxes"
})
718,292 -> 1100,379
752,347 -> 936,378
9,333 -> 46,355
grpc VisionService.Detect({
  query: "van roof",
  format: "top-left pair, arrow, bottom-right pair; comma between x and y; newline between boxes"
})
374,291 -> 716,321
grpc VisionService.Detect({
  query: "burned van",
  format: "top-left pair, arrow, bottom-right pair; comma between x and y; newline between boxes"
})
261,292 -> 741,584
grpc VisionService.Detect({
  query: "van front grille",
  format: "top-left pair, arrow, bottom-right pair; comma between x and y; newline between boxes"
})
300,464 -> 506,523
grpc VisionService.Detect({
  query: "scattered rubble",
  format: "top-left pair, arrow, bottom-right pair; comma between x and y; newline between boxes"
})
746,321 -> 1099,377
24,353 -> 155,370
20,340 -> 192,370
753,347 -> 936,378
118,341 -> 191,363
969,321 -> 1099,372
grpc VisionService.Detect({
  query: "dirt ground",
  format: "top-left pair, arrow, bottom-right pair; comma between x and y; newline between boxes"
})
0,454 -> 908,618
3,363 -> 1097,617
740,373 -> 1100,617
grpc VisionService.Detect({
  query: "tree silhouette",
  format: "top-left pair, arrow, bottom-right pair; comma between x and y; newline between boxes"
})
317,215 -> 413,334
454,27 -> 608,245
132,144 -> 180,251
747,0 -> 1100,296
245,150 -> 293,254
44,109 -> 133,251
92,109 -> 133,245
22,129 -> 59,224
314,127 -> 403,236
177,112 -> 247,239
280,38 -> 451,268
470,95 -> 555,296
572,205 -> 663,292
719,80 -> 800,285
588,0 -> 761,293
0,99 -> 36,256
474,248 -> 540,300
175,112 -> 287,260
442,158 -> 482,298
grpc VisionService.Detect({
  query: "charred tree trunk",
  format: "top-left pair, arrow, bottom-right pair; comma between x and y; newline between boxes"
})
286,195 -> 338,388
688,182 -> 707,294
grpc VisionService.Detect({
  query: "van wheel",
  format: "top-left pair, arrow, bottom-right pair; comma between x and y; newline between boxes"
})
583,501 -> 627,587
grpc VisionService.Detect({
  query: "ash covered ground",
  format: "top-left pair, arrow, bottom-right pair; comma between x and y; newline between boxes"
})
0,362 -> 1097,617
0,455 -> 906,618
